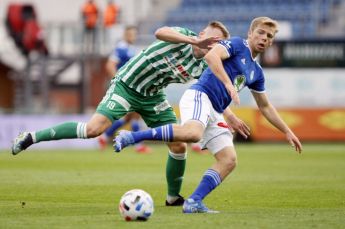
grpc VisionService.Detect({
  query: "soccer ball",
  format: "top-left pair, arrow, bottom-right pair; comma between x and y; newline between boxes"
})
118,189 -> 154,221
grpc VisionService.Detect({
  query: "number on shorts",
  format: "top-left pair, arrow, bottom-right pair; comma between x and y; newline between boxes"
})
106,101 -> 116,110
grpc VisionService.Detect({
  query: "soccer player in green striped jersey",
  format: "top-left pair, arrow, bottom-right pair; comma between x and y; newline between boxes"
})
12,21 -> 230,206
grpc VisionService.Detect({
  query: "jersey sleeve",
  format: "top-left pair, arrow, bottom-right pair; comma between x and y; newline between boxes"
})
218,37 -> 244,58
248,69 -> 265,93
171,27 -> 197,37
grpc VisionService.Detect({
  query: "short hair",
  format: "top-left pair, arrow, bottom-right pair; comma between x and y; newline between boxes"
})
249,17 -> 279,34
207,21 -> 230,39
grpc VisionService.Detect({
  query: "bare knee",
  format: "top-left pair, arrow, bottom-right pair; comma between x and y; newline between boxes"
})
167,142 -> 187,154
186,131 -> 203,142
223,155 -> 237,173
86,114 -> 112,138
86,124 -> 103,138
215,149 -> 238,178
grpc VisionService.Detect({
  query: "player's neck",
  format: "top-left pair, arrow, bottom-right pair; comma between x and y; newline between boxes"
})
192,46 -> 207,59
247,40 -> 258,59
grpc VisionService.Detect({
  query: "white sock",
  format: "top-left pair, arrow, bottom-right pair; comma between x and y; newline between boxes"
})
169,151 -> 187,160
166,195 -> 180,203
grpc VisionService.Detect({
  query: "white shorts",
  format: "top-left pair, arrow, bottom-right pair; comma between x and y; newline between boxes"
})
179,89 -> 234,154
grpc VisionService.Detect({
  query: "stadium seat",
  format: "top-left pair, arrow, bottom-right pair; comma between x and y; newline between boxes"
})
162,0 -> 337,38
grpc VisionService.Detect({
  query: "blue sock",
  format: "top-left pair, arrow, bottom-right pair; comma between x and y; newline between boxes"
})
190,169 -> 222,201
131,124 -> 173,143
105,118 -> 126,137
131,120 -> 140,132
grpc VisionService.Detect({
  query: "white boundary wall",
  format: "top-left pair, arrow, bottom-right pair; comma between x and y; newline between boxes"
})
0,115 -> 98,150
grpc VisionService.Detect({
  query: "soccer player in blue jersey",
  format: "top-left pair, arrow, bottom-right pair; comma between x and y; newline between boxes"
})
114,17 -> 303,213
105,26 -> 138,77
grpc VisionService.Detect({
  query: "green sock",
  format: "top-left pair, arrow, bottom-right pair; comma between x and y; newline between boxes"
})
166,151 -> 186,196
34,122 -> 87,143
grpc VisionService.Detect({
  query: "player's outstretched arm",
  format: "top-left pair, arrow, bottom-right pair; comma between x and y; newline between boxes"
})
251,91 -> 302,153
155,26 -> 199,45
204,44 -> 240,105
154,27 -> 220,49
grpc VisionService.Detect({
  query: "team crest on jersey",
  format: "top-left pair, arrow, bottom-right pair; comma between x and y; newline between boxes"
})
234,75 -> 246,92
191,66 -> 202,77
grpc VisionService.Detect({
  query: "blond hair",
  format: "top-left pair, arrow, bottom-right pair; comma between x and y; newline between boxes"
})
208,21 -> 230,39
249,17 -> 279,34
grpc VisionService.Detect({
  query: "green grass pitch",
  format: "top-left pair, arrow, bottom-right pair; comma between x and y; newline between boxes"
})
0,143 -> 344,229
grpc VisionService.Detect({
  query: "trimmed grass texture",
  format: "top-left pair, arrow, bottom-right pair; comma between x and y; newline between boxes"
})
0,143 -> 344,228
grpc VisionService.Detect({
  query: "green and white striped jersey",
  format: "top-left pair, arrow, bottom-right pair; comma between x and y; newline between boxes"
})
115,27 -> 208,96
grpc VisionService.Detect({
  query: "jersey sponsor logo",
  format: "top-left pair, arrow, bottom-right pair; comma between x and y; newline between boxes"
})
153,100 -> 171,114
177,50 -> 184,58
163,55 -> 192,79
176,64 -> 190,78
234,74 -> 246,92
165,54 -> 178,64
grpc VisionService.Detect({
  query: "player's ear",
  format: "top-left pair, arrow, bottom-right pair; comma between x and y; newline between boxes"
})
247,29 -> 252,39
268,36 -> 274,46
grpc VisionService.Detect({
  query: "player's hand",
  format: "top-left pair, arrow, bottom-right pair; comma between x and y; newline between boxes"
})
286,132 -> 302,153
226,115 -> 251,139
194,36 -> 222,49
225,83 -> 240,105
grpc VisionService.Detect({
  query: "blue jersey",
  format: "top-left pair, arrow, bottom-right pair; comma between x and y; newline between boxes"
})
110,40 -> 137,69
191,36 -> 265,113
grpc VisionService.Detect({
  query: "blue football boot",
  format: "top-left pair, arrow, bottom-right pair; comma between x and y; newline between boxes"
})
113,130 -> 135,152
182,198 -> 219,214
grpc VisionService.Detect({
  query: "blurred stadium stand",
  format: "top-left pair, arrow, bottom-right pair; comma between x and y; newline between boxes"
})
156,0 -> 345,39
0,0 -> 344,114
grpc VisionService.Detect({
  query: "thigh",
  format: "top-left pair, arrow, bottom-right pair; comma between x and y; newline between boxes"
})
204,131 -> 234,155
179,89 -> 211,127
199,104 -> 233,153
